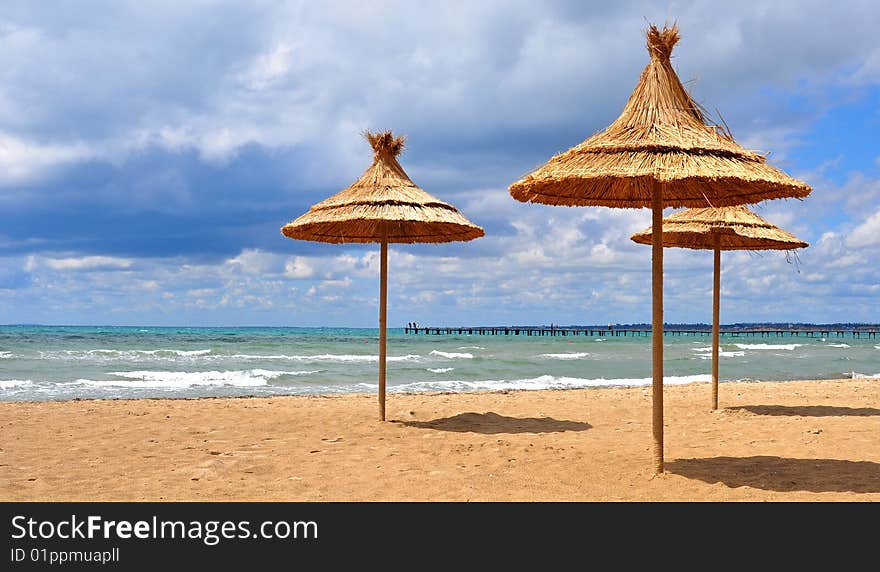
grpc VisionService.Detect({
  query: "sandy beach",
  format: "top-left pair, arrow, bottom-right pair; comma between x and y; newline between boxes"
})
1,378 -> 878,501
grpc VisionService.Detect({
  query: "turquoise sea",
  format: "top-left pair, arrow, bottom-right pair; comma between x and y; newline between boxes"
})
0,325 -> 878,401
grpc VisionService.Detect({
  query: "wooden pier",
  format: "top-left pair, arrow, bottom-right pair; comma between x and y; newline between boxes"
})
404,326 -> 878,338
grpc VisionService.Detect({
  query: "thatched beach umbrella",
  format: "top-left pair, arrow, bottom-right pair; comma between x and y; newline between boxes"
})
281,131 -> 483,421
632,205 -> 808,410
508,24 -> 811,472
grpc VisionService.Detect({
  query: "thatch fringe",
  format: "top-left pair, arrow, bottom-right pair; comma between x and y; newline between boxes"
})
631,205 -> 809,250
281,131 -> 483,244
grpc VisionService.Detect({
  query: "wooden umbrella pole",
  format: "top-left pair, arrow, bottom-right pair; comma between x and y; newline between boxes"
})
651,182 -> 664,473
379,237 -> 388,421
712,242 -> 721,410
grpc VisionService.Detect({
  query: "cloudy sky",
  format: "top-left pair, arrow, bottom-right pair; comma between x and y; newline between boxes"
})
0,1 -> 878,327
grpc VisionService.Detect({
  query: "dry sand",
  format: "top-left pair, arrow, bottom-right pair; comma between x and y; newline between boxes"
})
1,378 -> 878,501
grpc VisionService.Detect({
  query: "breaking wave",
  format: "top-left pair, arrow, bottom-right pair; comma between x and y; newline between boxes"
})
734,343 -> 802,351
429,350 -> 474,359
0,379 -> 32,389
78,369 -> 320,389
538,352 -> 591,360
362,373 -> 713,393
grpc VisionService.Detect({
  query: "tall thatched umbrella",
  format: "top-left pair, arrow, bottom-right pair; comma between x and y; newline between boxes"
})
281,131 -> 483,420
632,205 -> 808,410
508,24 -> 811,472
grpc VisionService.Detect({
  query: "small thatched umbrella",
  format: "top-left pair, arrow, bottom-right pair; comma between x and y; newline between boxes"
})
509,24 -> 811,473
632,205 -> 808,410
281,131 -> 483,420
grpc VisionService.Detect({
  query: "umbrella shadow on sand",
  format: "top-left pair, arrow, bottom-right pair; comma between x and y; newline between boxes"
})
395,412 -> 591,435
728,405 -> 880,417
667,456 -> 880,493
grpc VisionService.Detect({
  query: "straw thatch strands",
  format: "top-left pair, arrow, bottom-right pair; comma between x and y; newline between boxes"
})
508,24 -> 812,473
282,132 -> 483,244
282,131 -> 483,420
509,26 -> 811,208
632,205 -> 808,410
631,205 -> 809,251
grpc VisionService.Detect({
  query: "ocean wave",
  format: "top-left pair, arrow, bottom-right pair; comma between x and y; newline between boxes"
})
538,352 -> 590,360
827,343 -> 850,348
370,373 -> 712,393
89,348 -> 212,356
593,338 -> 606,342
0,379 -> 32,389
692,346 -> 744,357
427,368 -> 454,374
43,349 -> 214,360
429,350 -> 473,359
734,343 -> 802,351
79,369 -> 318,389
850,372 -> 880,379
457,346 -> 485,350
698,351 -> 745,359
228,353 -> 421,363
0,351 -> 12,359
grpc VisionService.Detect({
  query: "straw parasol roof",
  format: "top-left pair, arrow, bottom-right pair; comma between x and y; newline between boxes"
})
282,131 -> 484,244
507,23 -> 812,474
509,25 -> 812,208
631,205 -> 808,411
631,205 -> 809,250
281,131 -> 483,422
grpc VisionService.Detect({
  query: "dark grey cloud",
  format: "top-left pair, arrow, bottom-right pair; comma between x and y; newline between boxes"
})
0,1 -> 878,325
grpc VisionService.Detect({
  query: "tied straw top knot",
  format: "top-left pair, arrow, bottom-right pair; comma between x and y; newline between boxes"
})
366,130 -> 405,160
646,24 -> 680,61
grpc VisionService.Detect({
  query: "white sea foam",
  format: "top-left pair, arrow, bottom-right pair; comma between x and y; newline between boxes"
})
827,343 -> 851,348
850,372 -> 880,379
427,368 -> 454,374
0,351 -> 12,359
230,353 -> 421,363
538,352 -> 591,360
93,349 -> 212,356
0,379 -> 32,389
734,343 -> 802,351
250,369 -> 321,377
875,345 -> 880,350
80,369 -> 316,389
429,350 -> 474,359
457,346 -> 485,350
594,338 -> 606,342
698,351 -> 745,359
48,349 -> 214,360
692,346 -> 744,357
374,373 -> 712,393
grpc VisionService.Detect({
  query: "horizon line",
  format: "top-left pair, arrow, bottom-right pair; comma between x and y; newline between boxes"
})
3,322 -> 880,329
